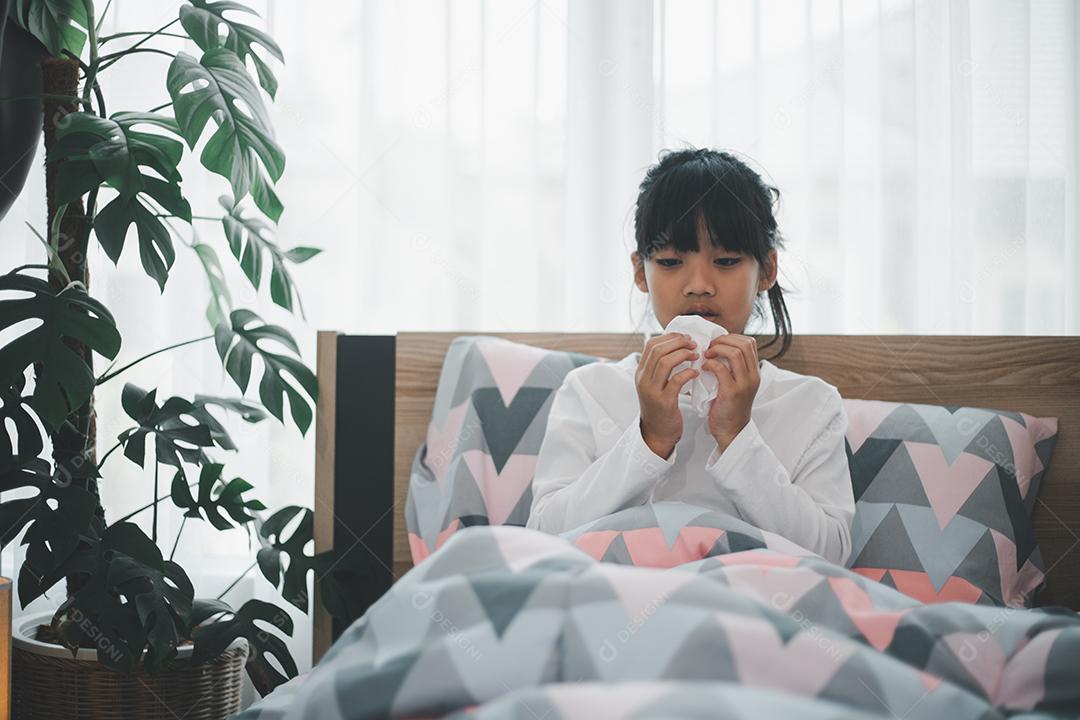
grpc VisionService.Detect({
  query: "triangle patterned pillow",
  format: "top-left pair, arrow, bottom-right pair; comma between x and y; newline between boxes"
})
842,399 -> 1058,608
406,336 -> 601,562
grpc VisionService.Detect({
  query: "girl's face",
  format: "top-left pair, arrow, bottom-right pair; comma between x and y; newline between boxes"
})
631,224 -> 778,335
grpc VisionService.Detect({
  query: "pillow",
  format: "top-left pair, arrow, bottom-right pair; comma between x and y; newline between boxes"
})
406,335 -> 600,562
841,399 -> 1058,609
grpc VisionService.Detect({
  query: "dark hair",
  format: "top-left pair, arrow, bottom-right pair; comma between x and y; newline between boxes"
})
632,147 -> 792,360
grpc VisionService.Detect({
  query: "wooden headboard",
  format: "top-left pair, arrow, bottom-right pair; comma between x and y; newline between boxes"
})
312,331 -> 1080,660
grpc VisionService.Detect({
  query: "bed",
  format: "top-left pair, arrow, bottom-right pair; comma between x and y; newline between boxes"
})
241,331 -> 1080,719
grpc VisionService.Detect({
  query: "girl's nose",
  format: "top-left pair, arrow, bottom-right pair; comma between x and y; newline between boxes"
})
684,261 -> 716,295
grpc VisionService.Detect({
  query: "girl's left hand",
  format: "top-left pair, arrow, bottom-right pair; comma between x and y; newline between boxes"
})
701,334 -> 761,453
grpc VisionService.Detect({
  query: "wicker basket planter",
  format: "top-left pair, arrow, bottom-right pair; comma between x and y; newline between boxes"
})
12,612 -> 249,720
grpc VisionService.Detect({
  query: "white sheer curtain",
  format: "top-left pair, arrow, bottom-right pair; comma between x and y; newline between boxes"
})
2,0 -> 1078,690
265,0 -> 1080,338
664,0 -> 1079,337
648,0 -> 1078,337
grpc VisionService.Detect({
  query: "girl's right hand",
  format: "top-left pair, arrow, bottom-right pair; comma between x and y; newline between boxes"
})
636,332 -> 699,460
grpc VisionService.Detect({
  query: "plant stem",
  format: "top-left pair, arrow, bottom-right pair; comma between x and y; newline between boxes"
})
62,50 -> 107,117
114,479 -> 198,524
98,17 -> 181,49
97,438 -> 124,469
216,560 -> 258,601
153,213 -> 220,222
80,186 -> 100,263
81,2 -> 98,110
99,30 -> 187,44
147,101 -> 172,113
152,461 -> 159,543
98,47 -> 176,66
169,516 -> 187,562
97,17 -> 182,74
96,334 -> 215,385
95,0 -> 114,35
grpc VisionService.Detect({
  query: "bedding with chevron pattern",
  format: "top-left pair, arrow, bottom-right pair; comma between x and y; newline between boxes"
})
234,336 -> 1076,718
235,522 -> 1080,718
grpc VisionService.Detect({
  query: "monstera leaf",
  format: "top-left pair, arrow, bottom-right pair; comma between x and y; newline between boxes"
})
7,0 -> 88,56
103,525 -> 194,671
51,112 -> 185,201
117,384 -> 266,469
193,393 -> 268,425
118,384 -> 213,469
94,186 -> 190,292
256,505 -> 334,612
176,1 -> 285,221
254,505 -> 371,626
220,195 -> 320,314
0,458 -> 91,548
192,241 -> 233,328
250,167 -> 283,224
214,309 -> 317,434
171,462 -> 265,530
167,48 -> 285,217
186,393 -> 267,451
0,375 -> 44,474
52,561 -> 145,672
0,271 -> 121,432
57,522 -> 195,673
0,458 -> 99,606
178,0 -> 284,99
191,597 -> 296,695
49,111 -> 192,291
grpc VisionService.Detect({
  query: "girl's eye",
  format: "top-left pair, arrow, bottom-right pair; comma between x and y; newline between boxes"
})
656,258 -> 740,267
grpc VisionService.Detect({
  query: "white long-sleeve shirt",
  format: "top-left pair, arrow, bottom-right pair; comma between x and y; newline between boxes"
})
525,339 -> 856,566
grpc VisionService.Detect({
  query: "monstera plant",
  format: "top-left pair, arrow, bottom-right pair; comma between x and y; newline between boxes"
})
0,0 -> 364,707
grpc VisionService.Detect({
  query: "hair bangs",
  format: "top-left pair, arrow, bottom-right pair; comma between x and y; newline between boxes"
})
640,155 -> 760,258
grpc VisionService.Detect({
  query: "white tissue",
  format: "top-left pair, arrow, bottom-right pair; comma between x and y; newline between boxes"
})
662,314 -> 731,416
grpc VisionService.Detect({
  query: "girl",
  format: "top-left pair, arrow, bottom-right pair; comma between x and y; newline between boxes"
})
525,147 -> 855,566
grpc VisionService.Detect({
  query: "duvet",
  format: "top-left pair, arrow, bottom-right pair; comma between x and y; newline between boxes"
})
235,507 -> 1080,719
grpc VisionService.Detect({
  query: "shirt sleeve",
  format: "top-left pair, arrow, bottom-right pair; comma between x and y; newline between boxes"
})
526,372 -> 679,535
703,389 -> 855,566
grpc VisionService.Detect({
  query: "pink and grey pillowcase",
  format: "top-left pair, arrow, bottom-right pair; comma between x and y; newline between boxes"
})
405,336 -> 1059,609
843,400 -> 1057,607
405,336 -> 599,550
